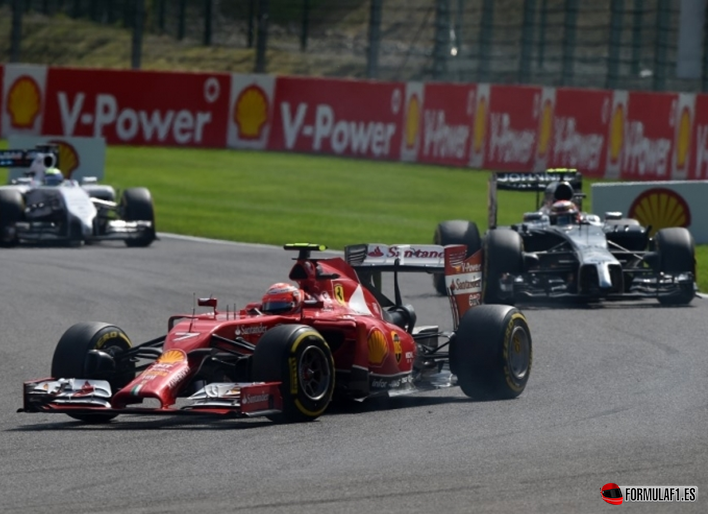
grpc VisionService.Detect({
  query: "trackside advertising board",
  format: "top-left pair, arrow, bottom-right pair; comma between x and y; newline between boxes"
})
592,181 -> 708,243
5,66 -> 708,180
42,67 -> 231,147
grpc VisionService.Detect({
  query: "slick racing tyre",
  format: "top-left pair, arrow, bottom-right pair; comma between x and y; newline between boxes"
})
252,325 -> 334,423
483,229 -> 523,305
450,305 -> 532,400
432,220 -> 482,295
121,187 -> 156,247
51,322 -> 135,423
0,189 -> 24,247
654,227 -> 696,306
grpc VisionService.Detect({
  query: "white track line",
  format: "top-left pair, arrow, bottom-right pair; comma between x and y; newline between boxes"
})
157,233 -> 343,254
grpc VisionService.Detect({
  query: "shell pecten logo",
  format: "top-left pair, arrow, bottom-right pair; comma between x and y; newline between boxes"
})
367,328 -> 388,366
6,75 -> 42,129
473,95 -> 488,154
628,188 -> 691,236
49,139 -> 80,178
404,93 -> 420,149
675,106 -> 692,170
537,99 -> 553,158
609,103 -> 625,164
233,84 -> 269,140
157,349 -> 187,365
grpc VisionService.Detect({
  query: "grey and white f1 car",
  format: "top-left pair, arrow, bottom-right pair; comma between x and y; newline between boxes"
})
0,146 -> 155,247
434,169 -> 697,305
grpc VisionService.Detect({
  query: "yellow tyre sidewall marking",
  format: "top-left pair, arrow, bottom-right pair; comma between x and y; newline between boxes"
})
289,330 -> 334,418
502,312 -> 531,392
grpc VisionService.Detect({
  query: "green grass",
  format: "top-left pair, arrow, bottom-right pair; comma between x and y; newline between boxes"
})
1,142 -> 706,292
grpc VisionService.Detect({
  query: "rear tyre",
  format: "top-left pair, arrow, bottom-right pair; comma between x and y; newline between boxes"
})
0,189 -> 24,247
121,187 -> 156,247
450,305 -> 532,400
51,322 -> 135,423
654,227 -> 695,305
252,325 -> 334,423
432,220 -> 482,295
483,229 -> 523,305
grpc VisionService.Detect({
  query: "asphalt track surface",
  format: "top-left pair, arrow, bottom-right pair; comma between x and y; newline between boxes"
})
1,235 -> 707,514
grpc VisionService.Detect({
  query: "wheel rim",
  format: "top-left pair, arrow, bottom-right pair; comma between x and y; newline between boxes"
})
298,344 -> 331,401
507,325 -> 530,381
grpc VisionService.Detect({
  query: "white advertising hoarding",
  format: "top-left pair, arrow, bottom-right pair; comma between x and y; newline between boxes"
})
592,180 -> 708,243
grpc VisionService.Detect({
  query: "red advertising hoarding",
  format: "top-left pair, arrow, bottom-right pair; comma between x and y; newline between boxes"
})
546,87 -> 612,179
417,82 -> 476,167
689,94 -> 708,179
618,91 -> 677,180
268,76 -> 405,160
42,67 -> 231,147
482,85 -> 542,171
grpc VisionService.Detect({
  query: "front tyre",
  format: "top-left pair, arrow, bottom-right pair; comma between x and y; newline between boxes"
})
450,305 -> 532,400
51,322 -> 135,422
121,187 -> 156,247
654,227 -> 696,305
483,229 -> 523,305
252,325 -> 334,423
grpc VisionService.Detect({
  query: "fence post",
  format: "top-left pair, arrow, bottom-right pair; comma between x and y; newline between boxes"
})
433,0 -> 451,79
366,0 -> 382,79
606,0 -> 623,89
537,0 -> 547,68
478,0 -> 493,82
300,0 -> 309,52
631,0 -> 643,75
247,0 -> 256,48
519,0 -> 536,83
157,0 -> 165,33
177,0 -> 186,40
10,0 -> 23,63
131,0 -> 144,69
204,0 -> 212,46
653,0 -> 670,90
561,0 -> 578,85
254,0 -> 269,73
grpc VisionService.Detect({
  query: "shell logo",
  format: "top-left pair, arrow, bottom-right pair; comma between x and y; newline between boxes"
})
233,85 -> 269,140
6,75 -> 42,129
675,106 -> 692,170
367,329 -> 388,366
404,94 -> 421,149
473,95 -> 488,154
537,99 -> 553,158
157,349 -> 187,365
609,103 -> 625,164
49,139 -> 80,178
628,188 -> 691,236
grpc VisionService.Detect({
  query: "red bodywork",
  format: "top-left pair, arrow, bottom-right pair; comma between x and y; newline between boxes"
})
23,245 -> 482,418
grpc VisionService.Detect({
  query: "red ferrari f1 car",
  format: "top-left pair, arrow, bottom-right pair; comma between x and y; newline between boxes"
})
20,243 -> 532,423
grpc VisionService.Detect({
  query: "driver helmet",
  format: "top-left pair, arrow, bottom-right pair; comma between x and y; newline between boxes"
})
549,200 -> 579,225
261,282 -> 304,315
44,167 -> 64,186
543,180 -> 574,209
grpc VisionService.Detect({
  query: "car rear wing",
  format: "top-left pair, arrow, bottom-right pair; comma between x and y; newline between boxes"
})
345,243 -> 482,329
488,168 -> 584,229
0,145 -> 58,169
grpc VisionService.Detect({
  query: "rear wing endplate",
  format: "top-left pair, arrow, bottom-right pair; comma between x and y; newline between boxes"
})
0,145 -> 58,169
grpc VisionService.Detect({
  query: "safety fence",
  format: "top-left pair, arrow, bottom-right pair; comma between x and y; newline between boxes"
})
2,0 -> 706,92
2,63 -> 707,181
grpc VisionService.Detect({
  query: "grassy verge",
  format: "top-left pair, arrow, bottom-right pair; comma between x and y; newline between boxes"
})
1,142 -> 705,291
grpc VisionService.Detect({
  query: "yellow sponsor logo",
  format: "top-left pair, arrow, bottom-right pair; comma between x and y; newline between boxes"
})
473,95 -> 487,154
676,107 -> 691,170
628,188 -> 691,236
7,75 -> 42,129
405,93 -> 421,149
157,349 -> 186,364
392,332 -> 402,364
609,103 -> 625,164
368,329 -> 388,365
233,85 -> 269,140
334,284 -> 346,305
49,139 -> 80,178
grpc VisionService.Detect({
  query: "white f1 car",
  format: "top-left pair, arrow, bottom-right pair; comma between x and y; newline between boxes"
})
0,145 -> 155,247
